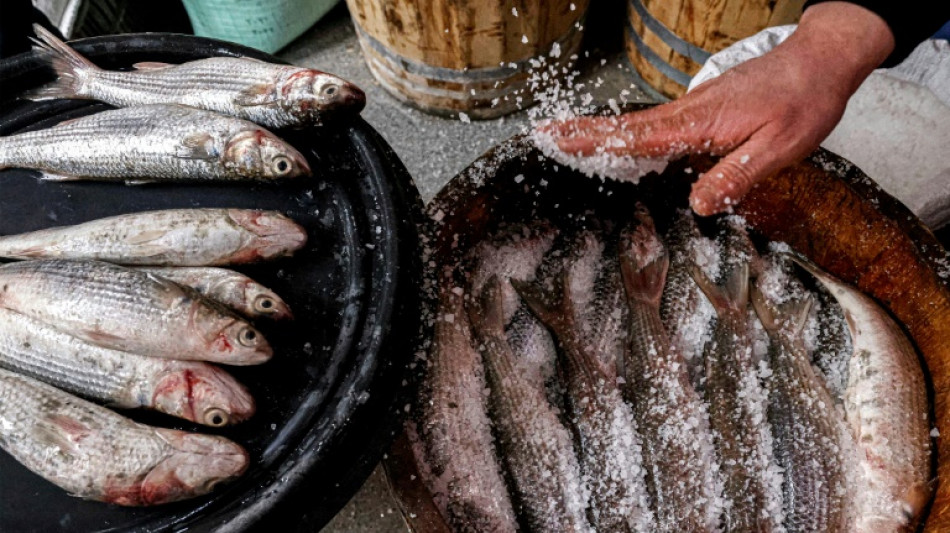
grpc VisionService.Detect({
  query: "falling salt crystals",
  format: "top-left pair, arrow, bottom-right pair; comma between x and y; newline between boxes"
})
933,427 -> 941,438
531,129 -> 668,184
458,112 -> 471,124
511,6 -> 518,16
521,34 -> 529,44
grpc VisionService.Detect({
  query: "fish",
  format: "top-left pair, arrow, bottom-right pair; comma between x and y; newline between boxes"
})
514,256 -> 653,532
469,276 -> 592,533
618,206 -> 723,532
751,262 -> 850,532
26,24 -> 365,128
689,222 -> 783,532
139,267 -> 292,320
0,307 -> 255,426
0,260 -> 272,365
660,210 -> 719,391
0,368 -> 248,506
469,223 -> 560,395
416,279 -> 519,532
0,104 -> 310,183
0,209 -> 308,266
789,254 -> 932,531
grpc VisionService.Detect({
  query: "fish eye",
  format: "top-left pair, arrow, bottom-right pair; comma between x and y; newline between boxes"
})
238,327 -> 258,347
322,85 -> 339,97
254,296 -> 276,313
204,408 -> 230,427
272,156 -> 292,175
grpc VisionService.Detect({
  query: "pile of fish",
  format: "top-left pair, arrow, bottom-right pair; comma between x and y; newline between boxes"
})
0,25 -> 364,506
0,208 -> 306,505
410,205 -> 933,532
1,25 -> 365,183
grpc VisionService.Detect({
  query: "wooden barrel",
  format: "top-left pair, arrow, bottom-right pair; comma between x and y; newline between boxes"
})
625,0 -> 804,99
344,0 -> 590,119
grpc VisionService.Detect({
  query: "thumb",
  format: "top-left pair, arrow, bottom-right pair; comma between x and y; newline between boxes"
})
689,135 -> 792,216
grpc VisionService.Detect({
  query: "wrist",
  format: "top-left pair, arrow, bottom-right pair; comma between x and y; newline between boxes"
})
780,2 -> 895,96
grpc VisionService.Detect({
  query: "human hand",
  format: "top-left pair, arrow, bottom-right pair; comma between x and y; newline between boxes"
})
539,2 -> 895,216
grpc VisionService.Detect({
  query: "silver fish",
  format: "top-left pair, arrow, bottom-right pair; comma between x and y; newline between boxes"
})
27,24 -> 365,128
0,307 -> 255,426
619,206 -> 722,532
690,222 -> 783,532
470,223 -> 560,395
515,257 -> 653,532
417,281 -> 519,532
139,267 -> 292,320
0,104 -> 310,182
0,368 -> 248,506
0,209 -> 307,267
470,276 -> 592,533
751,264 -> 849,532
789,254 -> 932,532
661,210 -> 719,391
0,260 -> 272,365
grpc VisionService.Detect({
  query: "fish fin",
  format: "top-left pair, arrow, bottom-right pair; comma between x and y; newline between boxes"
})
510,273 -> 570,334
124,229 -> 168,244
751,282 -> 813,335
84,329 -> 124,344
233,83 -> 277,107
32,414 -> 91,458
620,242 -> 669,306
39,170 -> 83,182
689,261 -> 749,319
124,179 -> 157,186
176,133 -> 217,160
468,275 -> 506,338
23,24 -> 97,101
132,61 -> 173,71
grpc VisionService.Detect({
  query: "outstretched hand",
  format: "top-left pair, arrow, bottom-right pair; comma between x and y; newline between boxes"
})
538,2 -> 894,216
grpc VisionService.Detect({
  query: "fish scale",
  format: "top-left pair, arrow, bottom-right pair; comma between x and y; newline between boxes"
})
0,368 -> 248,505
0,260 -> 271,365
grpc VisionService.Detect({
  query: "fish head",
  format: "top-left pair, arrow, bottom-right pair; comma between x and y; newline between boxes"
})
245,283 -> 294,320
136,429 -> 249,505
227,209 -> 308,261
192,303 -> 273,365
223,129 -> 311,180
279,69 -> 366,118
152,364 -> 256,427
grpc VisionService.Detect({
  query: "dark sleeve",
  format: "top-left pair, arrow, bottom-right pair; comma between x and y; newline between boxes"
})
803,0 -> 950,67
0,0 -> 64,60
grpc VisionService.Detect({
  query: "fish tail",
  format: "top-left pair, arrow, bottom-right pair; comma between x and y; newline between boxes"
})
619,220 -> 669,307
689,259 -> 749,319
23,24 -> 97,101
751,281 -> 813,335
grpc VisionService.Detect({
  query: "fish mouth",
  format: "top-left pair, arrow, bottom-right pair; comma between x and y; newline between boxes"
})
340,83 -> 366,113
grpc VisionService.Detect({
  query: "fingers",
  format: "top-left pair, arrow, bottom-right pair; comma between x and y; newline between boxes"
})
688,134 -> 791,216
537,103 -> 715,159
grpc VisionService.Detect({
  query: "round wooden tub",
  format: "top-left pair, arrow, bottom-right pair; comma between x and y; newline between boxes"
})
385,124 -> 950,531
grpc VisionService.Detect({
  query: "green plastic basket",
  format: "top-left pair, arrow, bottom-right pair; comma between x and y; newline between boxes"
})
181,0 -> 339,53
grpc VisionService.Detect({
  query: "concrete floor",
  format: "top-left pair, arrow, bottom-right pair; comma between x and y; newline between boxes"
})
277,3 -> 652,532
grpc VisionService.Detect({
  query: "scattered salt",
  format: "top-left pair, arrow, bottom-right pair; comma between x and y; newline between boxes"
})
511,7 -> 518,16
521,35 -> 529,44
458,112 -> 471,123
